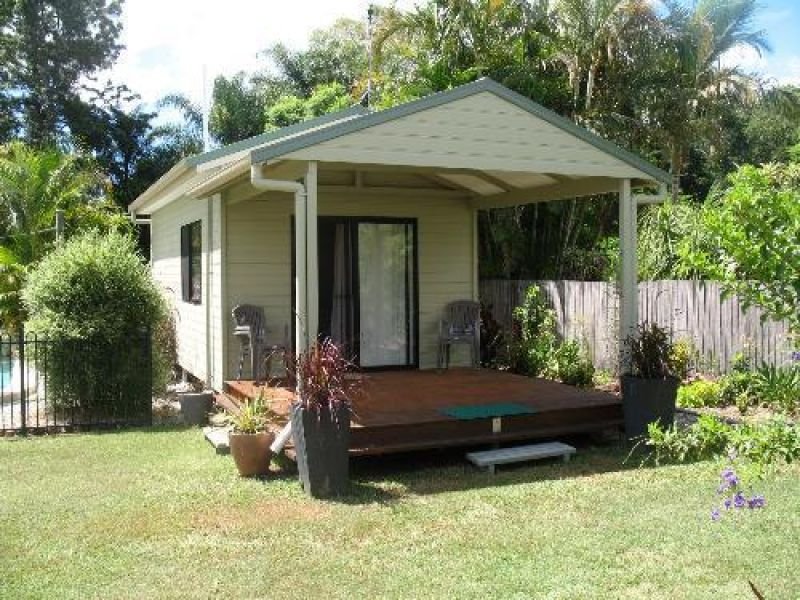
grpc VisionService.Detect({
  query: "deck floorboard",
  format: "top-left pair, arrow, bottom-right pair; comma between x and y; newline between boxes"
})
222,369 -> 622,456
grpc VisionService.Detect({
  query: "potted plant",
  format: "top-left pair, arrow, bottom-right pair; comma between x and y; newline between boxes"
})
228,392 -> 277,477
289,338 -> 353,498
621,323 -> 680,439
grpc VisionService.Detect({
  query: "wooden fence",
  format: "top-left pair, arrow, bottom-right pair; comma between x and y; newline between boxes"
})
480,279 -> 795,373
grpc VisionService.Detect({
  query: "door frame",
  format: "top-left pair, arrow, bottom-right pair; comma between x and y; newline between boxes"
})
292,215 -> 420,370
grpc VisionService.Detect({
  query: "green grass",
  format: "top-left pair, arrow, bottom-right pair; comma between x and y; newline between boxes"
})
1,429 -> 798,599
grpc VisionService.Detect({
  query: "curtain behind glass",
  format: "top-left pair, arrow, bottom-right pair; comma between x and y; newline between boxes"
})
330,223 -> 356,359
358,223 -> 410,367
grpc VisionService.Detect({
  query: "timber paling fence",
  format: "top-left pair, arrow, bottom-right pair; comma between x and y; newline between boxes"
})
480,279 -> 795,374
0,332 -> 152,434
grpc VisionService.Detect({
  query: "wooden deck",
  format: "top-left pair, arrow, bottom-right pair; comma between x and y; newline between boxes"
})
223,369 -> 622,456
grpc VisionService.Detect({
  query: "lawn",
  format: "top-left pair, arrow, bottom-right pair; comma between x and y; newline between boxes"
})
1,429 -> 798,599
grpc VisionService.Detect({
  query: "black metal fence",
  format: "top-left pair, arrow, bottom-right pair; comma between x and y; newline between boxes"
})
0,332 -> 153,434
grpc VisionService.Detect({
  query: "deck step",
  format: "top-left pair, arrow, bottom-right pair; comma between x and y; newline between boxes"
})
466,442 -> 576,474
203,426 -> 231,455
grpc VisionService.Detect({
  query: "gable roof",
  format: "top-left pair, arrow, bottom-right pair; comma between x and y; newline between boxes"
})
250,78 -> 670,184
131,78 -> 668,213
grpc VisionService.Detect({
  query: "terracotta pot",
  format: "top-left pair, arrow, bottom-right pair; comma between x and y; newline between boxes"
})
229,431 -> 275,477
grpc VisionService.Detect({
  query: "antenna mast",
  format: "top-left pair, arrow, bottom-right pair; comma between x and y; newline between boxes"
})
202,63 -> 211,152
366,4 -> 376,108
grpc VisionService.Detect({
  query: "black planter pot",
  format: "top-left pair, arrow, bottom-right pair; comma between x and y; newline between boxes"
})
291,403 -> 351,498
178,391 -> 213,426
621,375 -> 679,439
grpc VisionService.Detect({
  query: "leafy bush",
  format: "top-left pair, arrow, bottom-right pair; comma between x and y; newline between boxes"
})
550,340 -> 595,387
719,355 -> 758,411
686,163 -> 800,334
751,363 -> 800,413
669,338 -> 696,381
22,231 -> 166,416
511,285 -> 557,377
677,379 -> 723,408
645,415 -> 800,469
624,322 -> 676,379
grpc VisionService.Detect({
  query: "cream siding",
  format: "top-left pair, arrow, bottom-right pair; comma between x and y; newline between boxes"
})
282,92 -> 649,179
150,195 -> 212,382
224,190 -> 475,375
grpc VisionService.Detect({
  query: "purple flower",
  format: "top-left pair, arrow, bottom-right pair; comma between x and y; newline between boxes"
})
724,498 -> 732,510
748,494 -> 766,509
711,508 -> 722,521
733,492 -> 747,509
791,350 -> 800,362
721,468 -> 739,486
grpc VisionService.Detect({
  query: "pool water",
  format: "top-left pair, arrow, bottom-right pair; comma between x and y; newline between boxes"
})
0,359 -> 15,392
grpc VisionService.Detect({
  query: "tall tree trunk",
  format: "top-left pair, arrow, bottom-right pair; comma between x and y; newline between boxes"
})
585,62 -> 597,112
670,144 -> 682,202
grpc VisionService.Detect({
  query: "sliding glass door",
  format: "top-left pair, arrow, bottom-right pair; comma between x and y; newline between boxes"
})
317,218 -> 417,368
357,222 -> 416,367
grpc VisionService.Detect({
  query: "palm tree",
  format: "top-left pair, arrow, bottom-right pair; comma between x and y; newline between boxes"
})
0,142 -> 108,331
552,0 -> 640,114
653,0 -> 771,199
154,93 -> 205,156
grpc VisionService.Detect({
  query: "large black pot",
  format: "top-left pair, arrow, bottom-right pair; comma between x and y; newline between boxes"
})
178,391 -> 213,426
621,375 -> 679,439
291,403 -> 351,498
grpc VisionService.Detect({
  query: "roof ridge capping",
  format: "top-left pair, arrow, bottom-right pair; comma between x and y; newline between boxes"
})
250,77 -> 670,185
186,103 -> 370,168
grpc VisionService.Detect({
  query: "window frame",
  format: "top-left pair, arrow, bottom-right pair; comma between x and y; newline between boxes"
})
180,220 -> 202,304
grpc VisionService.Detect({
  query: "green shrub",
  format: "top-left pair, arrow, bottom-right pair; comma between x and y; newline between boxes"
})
668,338 -> 696,381
22,231 -> 167,416
677,379 -> 723,408
550,340 -> 595,387
645,414 -> 729,463
511,285 -> 557,377
719,369 -> 757,410
645,415 -> 800,469
751,363 -> 800,413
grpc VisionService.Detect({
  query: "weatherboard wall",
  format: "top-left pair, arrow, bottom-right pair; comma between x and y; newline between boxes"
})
223,189 -> 476,376
149,195 -> 210,382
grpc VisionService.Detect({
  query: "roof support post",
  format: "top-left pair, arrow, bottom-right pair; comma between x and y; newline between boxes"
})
305,161 -> 319,347
294,186 -> 308,356
618,178 -> 638,373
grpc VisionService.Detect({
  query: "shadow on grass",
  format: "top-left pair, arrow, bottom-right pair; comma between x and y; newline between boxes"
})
336,434 -> 662,504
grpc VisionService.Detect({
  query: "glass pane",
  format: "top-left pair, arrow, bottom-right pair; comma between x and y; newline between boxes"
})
190,221 -> 202,302
358,223 -> 413,367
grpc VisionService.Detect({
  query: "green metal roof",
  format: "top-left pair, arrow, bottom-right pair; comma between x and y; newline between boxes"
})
249,78 -> 670,185
184,104 -> 369,168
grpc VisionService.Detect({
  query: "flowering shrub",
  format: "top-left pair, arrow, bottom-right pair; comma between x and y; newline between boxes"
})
710,460 -> 766,522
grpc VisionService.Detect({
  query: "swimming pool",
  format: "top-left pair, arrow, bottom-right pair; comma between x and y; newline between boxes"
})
0,358 -> 16,392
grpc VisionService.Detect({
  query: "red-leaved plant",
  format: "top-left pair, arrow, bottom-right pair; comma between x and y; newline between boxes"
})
287,338 -> 354,417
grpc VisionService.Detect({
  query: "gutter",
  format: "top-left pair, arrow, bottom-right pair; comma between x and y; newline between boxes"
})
635,183 -> 668,205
